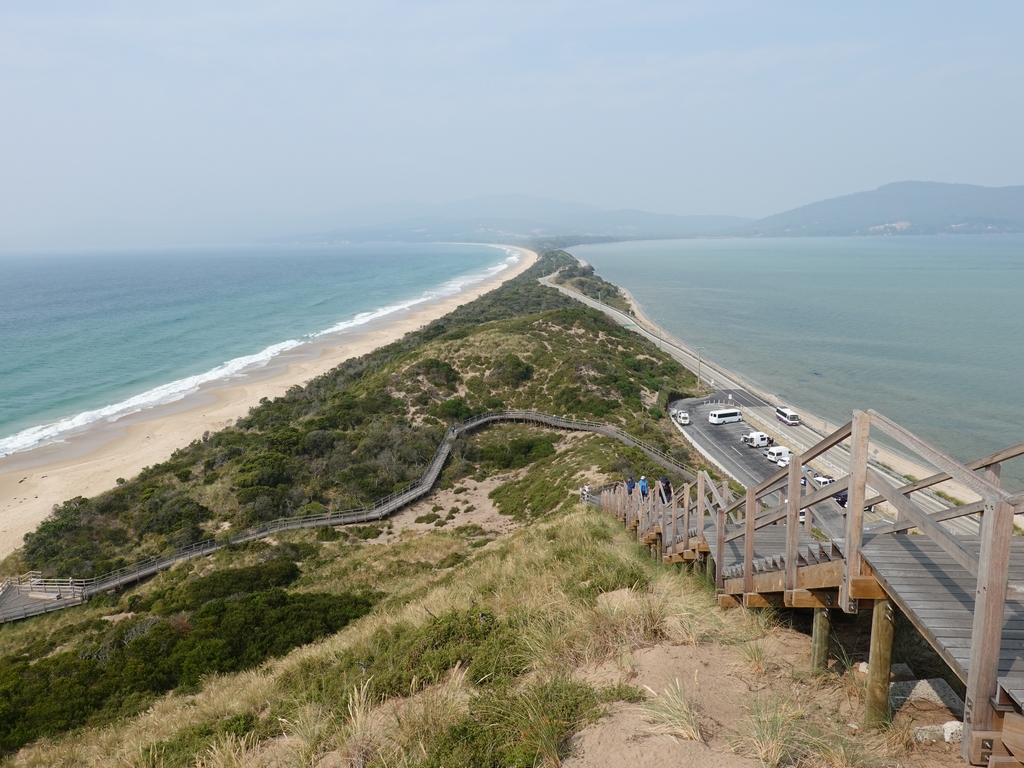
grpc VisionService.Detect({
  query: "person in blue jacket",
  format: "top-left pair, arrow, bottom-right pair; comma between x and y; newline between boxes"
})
625,475 -> 636,497
638,475 -> 649,500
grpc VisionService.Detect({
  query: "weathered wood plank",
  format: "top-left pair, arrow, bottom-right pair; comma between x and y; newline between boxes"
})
841,411 -> 870,613
866,468 -> 979,577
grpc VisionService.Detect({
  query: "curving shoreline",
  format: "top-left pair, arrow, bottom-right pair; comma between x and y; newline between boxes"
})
544,275 -> 985,510
0,247 -> 538,560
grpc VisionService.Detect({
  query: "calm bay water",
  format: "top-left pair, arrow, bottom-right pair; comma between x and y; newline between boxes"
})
570,236 -> 1024,489
0,243 -> 513,455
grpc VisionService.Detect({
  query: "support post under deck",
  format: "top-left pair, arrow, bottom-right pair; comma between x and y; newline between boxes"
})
865,598 -> 894,726
811,608 -> 831,673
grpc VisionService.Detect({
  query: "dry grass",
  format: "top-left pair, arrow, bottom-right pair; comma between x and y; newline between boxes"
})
643,678 -> 704,742
740,640 -> 775,676
734,693 -> 807,768
3,506 -> 787,766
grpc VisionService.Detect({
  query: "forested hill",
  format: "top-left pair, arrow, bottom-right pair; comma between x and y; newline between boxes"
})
737,180 -> 1024,236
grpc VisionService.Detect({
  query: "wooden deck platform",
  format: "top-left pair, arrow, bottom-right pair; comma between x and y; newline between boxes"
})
863,534 -> 1024,683
596,408 -> 1024,765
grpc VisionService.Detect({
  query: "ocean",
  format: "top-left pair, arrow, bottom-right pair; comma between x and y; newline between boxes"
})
569,236 -> 1024,490
0,243 -> 515,457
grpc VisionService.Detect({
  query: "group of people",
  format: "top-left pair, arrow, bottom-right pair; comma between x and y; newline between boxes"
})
624,473 -> 673,504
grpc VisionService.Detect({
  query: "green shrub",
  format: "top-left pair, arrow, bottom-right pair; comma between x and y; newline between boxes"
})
334,610 -> 525,701
433,397 -> 475,422
436,552 -> 465,569
146,557 -> 301,614
0,589 -> 373,756
479,437 -> 556,470
350,524 -> 383,540
417,358 -> 462,388
490,354 -> 534,387
423,677 -> 601,767
416,513 -> 441,524
315,526 -> 340,541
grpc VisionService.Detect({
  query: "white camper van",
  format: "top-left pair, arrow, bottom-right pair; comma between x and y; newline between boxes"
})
675,410 -> 691,426
766,446 -> 794,464
741,431 -> 771,448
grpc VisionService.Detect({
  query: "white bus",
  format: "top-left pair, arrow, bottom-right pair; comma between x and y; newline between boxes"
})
775,406 -> 800,426
708,408 -> 743,425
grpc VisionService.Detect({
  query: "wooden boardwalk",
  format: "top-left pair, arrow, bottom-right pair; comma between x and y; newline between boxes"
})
0,409 -> 695,624
863,535 -> 1024,682
593,409 -> 1024,766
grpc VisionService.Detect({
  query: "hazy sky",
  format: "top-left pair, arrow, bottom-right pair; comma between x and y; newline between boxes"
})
1,1 -> 1022,245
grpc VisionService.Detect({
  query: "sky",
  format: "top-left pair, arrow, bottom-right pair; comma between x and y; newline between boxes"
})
1,1 -> 1023,246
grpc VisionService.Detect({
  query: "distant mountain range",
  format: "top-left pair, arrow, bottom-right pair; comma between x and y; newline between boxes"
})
735,181 -> 1024,237
6,182 -> 1023,250
273,183 -> 1024,245
268,194 -> 749,245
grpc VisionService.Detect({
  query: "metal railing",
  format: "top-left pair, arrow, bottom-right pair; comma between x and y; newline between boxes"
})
1,410 -> 697,624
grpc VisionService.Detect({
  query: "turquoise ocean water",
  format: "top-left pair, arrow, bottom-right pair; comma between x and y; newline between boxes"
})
0,243 -> 514,457
570,236 -> 1024,489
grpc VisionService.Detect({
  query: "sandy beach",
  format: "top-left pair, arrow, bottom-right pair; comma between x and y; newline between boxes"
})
0,247 -> 537,561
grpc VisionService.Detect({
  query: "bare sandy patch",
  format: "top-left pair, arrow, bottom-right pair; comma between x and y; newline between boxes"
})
377,473 -> 521,545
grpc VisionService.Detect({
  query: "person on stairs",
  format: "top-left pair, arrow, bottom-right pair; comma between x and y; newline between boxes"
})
658,476 -> 673,504
638,475 -> 649,500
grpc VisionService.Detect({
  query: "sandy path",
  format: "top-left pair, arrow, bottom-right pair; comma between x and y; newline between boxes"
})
0,247 -> 537,560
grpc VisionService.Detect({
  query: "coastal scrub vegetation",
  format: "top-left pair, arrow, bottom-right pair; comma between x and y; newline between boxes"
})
5,249 -> 697,580
4,501 -> 769,766
551,262 -> 632,312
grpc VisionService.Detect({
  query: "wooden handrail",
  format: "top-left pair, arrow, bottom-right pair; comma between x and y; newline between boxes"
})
867,410 -> 1011,504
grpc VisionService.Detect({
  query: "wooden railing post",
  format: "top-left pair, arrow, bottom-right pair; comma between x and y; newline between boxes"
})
963,497 -> 1014,760
786,457 -> 802,592
682,483 -> 691,554
841,410 -> 871,614
670,490 -> 678,557
743,487 -> 756,595
697,472 -> 706,546
716,505 -> 726,590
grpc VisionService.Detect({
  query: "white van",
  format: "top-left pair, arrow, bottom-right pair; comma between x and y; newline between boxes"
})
708,408 -> 742,425
766,446 -> 793,464
742,431 -> 771,448
675,411 -> 691,426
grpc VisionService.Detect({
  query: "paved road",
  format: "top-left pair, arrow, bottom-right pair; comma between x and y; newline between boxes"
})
539,274 -> 978,537
670,397 -> 848,538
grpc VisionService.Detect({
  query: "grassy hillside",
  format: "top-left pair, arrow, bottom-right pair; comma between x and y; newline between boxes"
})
2,250 -> 696,581
0,250 -> 704,758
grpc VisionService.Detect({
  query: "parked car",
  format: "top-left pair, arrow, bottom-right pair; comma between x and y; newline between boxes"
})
813,475 -> 835,488
832,490 -> 874,512
777,455 -> 792,467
